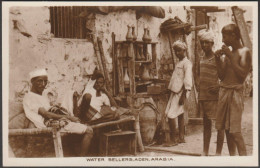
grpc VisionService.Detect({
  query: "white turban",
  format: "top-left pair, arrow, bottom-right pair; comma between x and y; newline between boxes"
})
29,68 -> 48,80
198,29 -> 214,42
172,40 -> 187,50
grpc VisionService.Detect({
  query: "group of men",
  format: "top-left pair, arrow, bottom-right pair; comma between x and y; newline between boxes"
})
165,23 -> 251,156
22,22 -> 251,157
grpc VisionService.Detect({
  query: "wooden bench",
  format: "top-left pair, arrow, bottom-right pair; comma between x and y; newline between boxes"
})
9,115 -> 135,157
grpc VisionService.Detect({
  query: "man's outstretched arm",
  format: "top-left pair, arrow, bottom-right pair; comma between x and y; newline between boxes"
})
38,107 -> 80,122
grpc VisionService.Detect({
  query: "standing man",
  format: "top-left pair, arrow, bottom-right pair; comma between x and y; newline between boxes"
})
23,69 -> 93,156
198,30 -> 224,156
165,40 -> 193,146
215,24 -> 251,156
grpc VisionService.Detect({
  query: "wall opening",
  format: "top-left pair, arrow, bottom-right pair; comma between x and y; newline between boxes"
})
50,6 -> 88,39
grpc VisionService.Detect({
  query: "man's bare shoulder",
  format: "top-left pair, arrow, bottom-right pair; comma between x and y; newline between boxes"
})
239,47 -> 251,57
239,47 -> 251,67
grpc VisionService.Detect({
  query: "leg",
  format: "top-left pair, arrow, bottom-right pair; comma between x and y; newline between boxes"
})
203,116 -> 212,156
225,130 -> 237,156
73,92 -> 79,116
215,129 -> 225,156
164,118 -> 178,146
178,113 -> 185,143
78,93 -> 92,121
231,132 -> 247,156
79,127 -> 94,156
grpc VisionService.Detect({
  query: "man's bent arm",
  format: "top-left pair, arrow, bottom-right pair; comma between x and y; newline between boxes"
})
215,56 -> 227,81
38,107 -> 79,122
104,90 -> 118,107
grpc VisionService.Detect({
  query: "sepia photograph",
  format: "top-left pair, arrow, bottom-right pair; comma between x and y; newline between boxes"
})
2,1 -> 258,167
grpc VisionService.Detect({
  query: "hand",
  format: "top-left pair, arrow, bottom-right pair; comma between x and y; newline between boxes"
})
179,90 -> 186,105
67,116 -> 80,122
221,45 -> 232,58
85,127 -> 93,134
186,90 -> 190,98
207,85 -> 220,95
215,49 -> 223,58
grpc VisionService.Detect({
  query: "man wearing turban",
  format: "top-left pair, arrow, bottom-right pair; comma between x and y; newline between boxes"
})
164,40 -> 193,146
198,29 -> 224,156
23,68 -> 93,156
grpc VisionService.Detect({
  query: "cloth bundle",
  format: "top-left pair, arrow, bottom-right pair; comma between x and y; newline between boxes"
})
44,105 -> 70,128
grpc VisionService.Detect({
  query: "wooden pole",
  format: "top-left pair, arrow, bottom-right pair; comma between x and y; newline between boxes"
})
116,44 -> 125,94
232,6 -> 252,51
52,128 -> 64,157
145,146 -> 201,156
91,35 -> 104,76
112,32 -> 117,96
97,37 -> 111,92
167,32 -> 175,70
183,34 -> 198,105
134,112 -> 145,152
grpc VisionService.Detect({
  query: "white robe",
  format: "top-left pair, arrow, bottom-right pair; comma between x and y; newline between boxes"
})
23,91 -> 88,134
165,57 -> 193,119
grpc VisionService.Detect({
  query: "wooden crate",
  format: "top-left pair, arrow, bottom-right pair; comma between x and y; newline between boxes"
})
99,130 -> 136,156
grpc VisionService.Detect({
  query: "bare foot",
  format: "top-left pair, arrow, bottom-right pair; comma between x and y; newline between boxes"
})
178,138 -> 186,143
202,152 -> 209,156
215,153 -> 221,156
163,142 -> 178,147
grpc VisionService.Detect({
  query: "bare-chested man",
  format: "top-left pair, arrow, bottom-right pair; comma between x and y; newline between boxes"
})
215,24 -> 251,156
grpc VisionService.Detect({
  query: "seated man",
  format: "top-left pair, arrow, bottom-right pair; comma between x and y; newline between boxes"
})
76,70 -> 123,123
23,69 -> 93,157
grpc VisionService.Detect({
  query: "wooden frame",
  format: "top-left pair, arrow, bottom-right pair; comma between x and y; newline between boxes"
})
9,116 -> 135,157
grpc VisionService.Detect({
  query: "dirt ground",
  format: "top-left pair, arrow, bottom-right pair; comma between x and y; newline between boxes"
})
137,97 -> 253,157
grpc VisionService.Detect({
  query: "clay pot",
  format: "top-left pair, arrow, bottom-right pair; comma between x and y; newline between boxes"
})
124,68 -> 130,85
140,63 -> 150,81
147,28 -> 152,42
139,102 -> 158,145
142,28 -> 148,42
126,25 -> 133,41
136,45 -> 142,61
132,26 -> 137,41
139,44 -> 146,61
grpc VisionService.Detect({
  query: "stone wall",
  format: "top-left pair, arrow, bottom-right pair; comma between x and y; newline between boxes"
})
94,6 -> 190,81
9,7 -> 97,103
9,6 -> 253,103
9,6 -> 192,103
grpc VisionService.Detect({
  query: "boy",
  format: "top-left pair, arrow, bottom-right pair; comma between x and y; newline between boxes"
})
165,40 -> 193,146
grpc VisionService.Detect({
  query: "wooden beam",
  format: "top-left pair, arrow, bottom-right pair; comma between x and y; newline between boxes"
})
232,6 -> 252,51
117,44 -> 125,94
112,32 -> 117,96
91,34 -> 104,75
167,32 -> 175,70
97,37 -> 111,92
52,128 -> 64,157
145,146 -> 201,156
